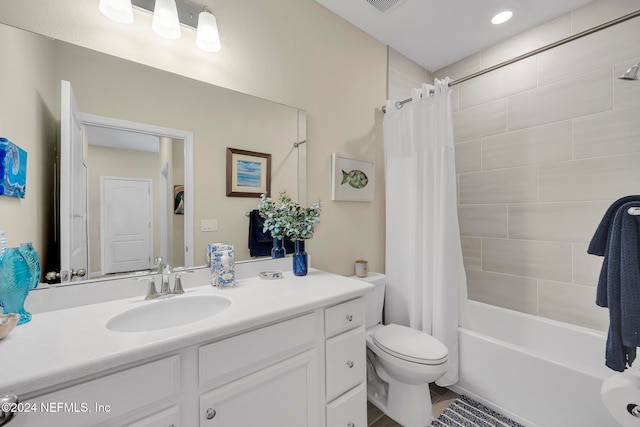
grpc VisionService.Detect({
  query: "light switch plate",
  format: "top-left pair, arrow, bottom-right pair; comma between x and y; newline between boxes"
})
201,219 -> 218,232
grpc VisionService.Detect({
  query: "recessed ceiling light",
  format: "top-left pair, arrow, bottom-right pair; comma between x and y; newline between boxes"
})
491,10 -> 513,25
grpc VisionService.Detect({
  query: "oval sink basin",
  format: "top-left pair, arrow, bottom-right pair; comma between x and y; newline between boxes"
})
107,295 -> 231,333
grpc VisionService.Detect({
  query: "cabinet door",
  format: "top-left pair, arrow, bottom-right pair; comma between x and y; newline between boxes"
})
199,350 -> 319,427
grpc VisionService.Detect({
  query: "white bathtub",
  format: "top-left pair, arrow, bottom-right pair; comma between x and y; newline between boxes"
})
451,300 -> 617,427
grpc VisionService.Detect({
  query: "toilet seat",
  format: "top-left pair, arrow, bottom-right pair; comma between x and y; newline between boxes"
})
372,324 -> 448,365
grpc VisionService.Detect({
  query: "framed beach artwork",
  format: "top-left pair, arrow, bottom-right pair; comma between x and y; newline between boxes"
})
0,138 -> 27,199
331,153 -> 374,202
226,148 -> 271,198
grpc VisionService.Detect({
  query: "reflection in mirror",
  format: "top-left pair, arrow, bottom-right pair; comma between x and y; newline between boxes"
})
0,22 -> 305,288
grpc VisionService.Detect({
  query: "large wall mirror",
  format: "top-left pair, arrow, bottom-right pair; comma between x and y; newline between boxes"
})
0,22 -> 306,287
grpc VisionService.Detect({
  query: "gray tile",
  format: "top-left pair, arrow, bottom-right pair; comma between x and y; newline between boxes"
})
459,57 -> 537,110
466,269 -> 538,314
458,204 -> 507,238
455,139 -> 481,173
508,67 -> 612,131
367,401 -> 384,426
481,13 -> 571,68
434,53 -> 481,81
508,201 -> 611,243
482,121 -> 572,170
571,0 -> 640,34
453,99 -> 507,142
538,18 -> 640,85
461,237 -> 481,270
370,415 -> 403,427
538,280 -> 609,331
539,153 -> 640,202
574,106 -> 640,159
614,58 -> 640,109
482,238 -> 572,282
459,166 -> 537,205
573,243 -> 604,287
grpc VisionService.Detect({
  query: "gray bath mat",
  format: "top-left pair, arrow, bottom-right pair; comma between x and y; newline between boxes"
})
431,395 -> 525,427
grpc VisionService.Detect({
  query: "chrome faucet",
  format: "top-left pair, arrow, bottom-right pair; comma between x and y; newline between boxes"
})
160,264 -> 172,294
137,277 -> 159,300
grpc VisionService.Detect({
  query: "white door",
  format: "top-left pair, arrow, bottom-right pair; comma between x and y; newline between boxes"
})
101,177 -> 153,275
60,80 -> 88,282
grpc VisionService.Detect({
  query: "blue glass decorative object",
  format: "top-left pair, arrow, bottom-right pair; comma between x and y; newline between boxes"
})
0,242 -> 40,325
0,138 -> 28,199
292,240 -> 308,276
271,237 -> 286,259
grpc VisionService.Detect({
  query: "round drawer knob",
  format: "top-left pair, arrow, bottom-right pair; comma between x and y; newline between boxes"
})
345,314 -> 353,321
347,422 -> 355,427
346,360 -> 354,368
206,408 -> 217,420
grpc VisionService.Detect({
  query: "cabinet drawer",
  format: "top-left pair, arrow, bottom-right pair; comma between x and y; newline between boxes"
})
326,383 -> 366,427
325,298 -> 364,338
17,356 -> 180,427
325,327 -> 366,402
123,405 -> 180,427
199,312 -> 317,387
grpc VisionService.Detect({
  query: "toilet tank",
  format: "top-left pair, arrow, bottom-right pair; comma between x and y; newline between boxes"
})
350,272 -> 386,328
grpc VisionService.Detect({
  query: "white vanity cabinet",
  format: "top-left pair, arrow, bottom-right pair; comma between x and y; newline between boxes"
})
198,312 -> 322,426
11,356 -> 181,427
3,274 -> 371,427
324,298 -> 367,427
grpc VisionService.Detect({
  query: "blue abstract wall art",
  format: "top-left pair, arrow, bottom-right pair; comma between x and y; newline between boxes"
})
0,138 -> 27,199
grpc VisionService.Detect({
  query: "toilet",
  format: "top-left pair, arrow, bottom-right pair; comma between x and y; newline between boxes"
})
353,272 -> 449,427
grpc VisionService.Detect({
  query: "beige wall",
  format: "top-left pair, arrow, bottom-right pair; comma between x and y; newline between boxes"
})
0,0 -> 387,277
0,24 -> 56,275
433,0 -> 640,331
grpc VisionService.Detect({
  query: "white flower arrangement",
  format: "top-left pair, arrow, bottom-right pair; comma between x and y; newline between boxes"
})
259,191 -> 322,241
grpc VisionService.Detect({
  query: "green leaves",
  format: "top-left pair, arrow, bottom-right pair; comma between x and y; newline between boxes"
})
259,191 -> 322,241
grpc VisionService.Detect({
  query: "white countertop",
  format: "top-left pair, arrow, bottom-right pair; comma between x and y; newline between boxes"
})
0,269 -> 373,397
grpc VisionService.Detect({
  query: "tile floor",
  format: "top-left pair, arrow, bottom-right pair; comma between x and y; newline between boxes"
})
367,384 -> 459,426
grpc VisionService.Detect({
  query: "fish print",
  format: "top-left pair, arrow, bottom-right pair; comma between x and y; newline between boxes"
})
341,169 -> 368,189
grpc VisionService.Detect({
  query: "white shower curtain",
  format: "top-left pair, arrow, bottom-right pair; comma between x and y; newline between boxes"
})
382,79 -> 467,386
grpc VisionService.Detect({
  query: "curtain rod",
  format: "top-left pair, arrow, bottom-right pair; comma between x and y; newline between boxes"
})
382,9 -> 640,113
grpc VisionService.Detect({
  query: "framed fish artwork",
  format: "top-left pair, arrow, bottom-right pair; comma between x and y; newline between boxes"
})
0,138 -> 27,199
226,148 -> 271,197
331,153 -> 374,202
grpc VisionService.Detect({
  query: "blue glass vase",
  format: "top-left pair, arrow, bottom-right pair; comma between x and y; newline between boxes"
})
293,240 -> 308,276
271,237 -> 286,259
0,242 -> 40,325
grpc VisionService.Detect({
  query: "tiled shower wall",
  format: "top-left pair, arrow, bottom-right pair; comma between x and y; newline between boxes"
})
433,1 -> 640,331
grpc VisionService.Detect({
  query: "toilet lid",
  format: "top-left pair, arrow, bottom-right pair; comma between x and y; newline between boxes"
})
372,324 -> 448,365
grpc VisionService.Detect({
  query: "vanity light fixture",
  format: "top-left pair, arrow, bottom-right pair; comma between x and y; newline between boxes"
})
491,10 -> 513,25
196,7 -> 221,52
98,0 -> 221,52
152,0 -> 181,39
99,0 -> 134,24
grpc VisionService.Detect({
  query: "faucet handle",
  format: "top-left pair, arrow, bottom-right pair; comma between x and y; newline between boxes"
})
137,277 -> 158,300
172,271 -> 194,294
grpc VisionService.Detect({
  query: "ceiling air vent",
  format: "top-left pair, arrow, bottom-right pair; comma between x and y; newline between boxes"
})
365,0 -> 405,13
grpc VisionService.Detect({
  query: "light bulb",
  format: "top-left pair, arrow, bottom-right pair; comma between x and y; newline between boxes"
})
196,10 -> 221,52
99,0 -> 134,24
152,0 -> 181,39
